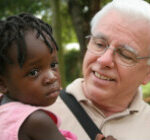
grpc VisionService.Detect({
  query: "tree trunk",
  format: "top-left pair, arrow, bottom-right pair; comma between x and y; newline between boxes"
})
51,0 -> 66,87
67,0 -> 101,61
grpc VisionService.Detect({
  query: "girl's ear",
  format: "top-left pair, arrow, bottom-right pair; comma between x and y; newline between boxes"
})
0,76 -> 8,94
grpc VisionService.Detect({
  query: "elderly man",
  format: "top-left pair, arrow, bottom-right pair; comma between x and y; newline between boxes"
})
47,0 -> 150,139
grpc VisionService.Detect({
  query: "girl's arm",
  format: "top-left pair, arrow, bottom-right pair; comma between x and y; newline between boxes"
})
19,110 -> 66,140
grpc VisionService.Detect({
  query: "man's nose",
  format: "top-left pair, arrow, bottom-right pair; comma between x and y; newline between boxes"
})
42,70 -> 57,85
96,47 -> 115,68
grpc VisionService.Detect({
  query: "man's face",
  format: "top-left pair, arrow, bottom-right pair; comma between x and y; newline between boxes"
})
2,31 -> 61,106
82,10 -> 150,105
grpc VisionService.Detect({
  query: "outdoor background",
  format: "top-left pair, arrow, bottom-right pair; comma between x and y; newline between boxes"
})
1,0 -> 150,103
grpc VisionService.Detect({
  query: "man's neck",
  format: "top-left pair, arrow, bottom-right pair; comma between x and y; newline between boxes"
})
93,101 -> 128,117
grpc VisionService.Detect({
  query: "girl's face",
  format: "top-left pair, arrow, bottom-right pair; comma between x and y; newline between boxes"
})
2,31 -> 61,106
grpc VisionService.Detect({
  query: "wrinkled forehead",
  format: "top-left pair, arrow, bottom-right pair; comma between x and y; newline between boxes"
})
93,9 -> 150,32
92,10 -> 150,52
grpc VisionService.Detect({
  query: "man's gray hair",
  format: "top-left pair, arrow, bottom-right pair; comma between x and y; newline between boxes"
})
91,0 -> 150,33
90,0 -> 150,65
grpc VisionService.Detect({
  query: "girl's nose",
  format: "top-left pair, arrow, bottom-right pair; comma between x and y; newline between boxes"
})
97,48 -> 115,68
42,70 -> 57,85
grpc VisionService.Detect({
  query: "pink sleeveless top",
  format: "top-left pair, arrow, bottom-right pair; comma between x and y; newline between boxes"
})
0,102 -> 77,140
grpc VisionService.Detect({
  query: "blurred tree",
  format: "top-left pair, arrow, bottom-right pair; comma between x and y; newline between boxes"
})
50,0 -> 66,87
67,0 -> 101,61
64,49 -> 81,84
0,0 -> 44,18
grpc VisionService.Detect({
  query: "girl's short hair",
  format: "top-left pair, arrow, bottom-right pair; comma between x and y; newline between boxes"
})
0,13 -> 58,74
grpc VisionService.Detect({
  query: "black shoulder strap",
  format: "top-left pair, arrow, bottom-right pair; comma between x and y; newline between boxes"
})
60,90 -> 102,140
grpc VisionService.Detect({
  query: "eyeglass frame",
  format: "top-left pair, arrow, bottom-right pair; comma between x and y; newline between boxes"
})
85,34 -> 150,66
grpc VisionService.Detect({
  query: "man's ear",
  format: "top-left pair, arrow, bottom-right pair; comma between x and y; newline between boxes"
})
0,76 -> 8,94
142,66 -> 150,85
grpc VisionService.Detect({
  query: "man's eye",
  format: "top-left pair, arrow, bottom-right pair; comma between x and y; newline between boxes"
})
96,42 -> 105,47
120,52 -> 132,60
50,62 -> 59,69
117,49 -> 136,61
28,69 -> 39,77
94,39 -> 107,49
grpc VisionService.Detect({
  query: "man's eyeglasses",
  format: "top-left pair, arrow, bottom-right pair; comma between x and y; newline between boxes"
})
86,35 -> 150,67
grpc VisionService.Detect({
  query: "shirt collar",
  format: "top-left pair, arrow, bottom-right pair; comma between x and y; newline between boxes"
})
66,78 -> 143,113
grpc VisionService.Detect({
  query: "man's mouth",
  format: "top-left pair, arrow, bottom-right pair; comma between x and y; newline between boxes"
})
94,71 -> 114,81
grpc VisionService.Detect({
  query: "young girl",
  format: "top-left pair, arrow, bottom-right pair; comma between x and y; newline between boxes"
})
0,13 -> 76,140
0,13 -> 116,140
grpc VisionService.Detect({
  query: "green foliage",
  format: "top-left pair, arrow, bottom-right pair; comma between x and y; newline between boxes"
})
60,2 -> 77,44
142,83 -> 150,98
38,1 -> 77,45
64,49 -> 82,85
101,0 -> 112,7
145,0 -> 150,3
0,0 -> 44,18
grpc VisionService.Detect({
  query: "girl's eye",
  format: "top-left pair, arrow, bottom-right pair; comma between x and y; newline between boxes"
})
28,69 -> 39,77
50,62 -> 59,69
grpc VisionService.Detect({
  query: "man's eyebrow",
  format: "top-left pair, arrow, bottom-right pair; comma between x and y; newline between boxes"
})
93,32 -> 108,41
122,45 -> 138,55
